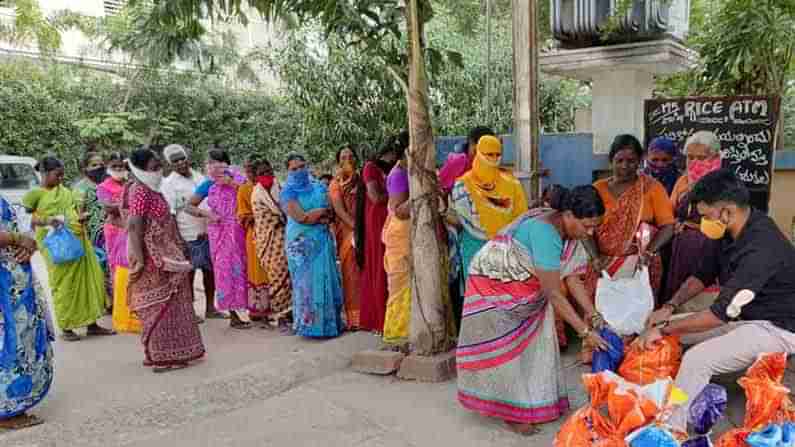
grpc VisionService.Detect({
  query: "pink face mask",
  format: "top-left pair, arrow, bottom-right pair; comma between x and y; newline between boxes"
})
688,157 -> 722,184
207,161 -> 228,182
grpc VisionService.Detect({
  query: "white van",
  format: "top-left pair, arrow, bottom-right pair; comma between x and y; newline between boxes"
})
0,155 -> 40,233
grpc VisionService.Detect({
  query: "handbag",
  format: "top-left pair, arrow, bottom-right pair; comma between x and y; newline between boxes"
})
43,224 -> 85,264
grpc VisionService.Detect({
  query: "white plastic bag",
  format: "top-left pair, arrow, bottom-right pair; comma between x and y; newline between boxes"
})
595,266 -> 654,336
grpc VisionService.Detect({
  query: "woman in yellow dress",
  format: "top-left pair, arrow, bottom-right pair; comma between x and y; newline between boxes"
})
452,135 -> 528,283
382,145 -> 411,348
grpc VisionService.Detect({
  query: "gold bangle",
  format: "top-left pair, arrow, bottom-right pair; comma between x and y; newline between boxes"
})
579,327 -> 592,339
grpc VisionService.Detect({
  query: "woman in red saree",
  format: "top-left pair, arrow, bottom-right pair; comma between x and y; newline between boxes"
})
356,137 -> 401,333
582,135 -> 675,361
127,148 -> 205,373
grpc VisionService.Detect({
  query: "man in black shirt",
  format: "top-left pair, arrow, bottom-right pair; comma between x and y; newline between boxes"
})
639,169 -> 795,432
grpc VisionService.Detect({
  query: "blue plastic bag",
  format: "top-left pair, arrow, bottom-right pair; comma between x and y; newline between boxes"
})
592,327 -> 624,373
627,426 -> 679,447
43,226 -> 85,264
683,384 -> 728,447
682,436 -> 709,447
746,424 -> 782,447
689,384 -> 728,435
781,422 -> 795,447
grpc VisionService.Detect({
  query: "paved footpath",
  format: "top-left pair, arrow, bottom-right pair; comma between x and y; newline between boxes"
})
2,255 -> 748,446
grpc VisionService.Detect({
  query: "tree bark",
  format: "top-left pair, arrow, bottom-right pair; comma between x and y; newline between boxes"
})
405,0 -> 454,356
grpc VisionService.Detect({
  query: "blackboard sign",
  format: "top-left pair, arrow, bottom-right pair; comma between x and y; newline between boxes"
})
644,96 -> 781,211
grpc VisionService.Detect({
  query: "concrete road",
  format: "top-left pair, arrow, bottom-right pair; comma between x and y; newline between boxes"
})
1,255 -> 747,446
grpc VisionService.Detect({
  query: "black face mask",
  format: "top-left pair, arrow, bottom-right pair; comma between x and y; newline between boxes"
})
86,166 -> 107,184
375,159 -> 395,173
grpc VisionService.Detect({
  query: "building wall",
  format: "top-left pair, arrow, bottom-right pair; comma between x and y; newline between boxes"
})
0,0 -> 281,88
1,0 -> 122,62
770,153 -> 795,239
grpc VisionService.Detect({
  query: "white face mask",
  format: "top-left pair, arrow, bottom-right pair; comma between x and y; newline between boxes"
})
108,169 -> 128,181
129,164 -> 163,191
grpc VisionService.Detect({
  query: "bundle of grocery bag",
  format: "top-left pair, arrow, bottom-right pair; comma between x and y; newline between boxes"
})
714,352 -> 795,447
554,338 -> 795,447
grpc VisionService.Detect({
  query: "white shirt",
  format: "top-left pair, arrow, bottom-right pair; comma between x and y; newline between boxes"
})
161,170 -> 208,242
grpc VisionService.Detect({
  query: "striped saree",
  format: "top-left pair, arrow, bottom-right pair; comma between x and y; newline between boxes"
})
456,209 -> 588,424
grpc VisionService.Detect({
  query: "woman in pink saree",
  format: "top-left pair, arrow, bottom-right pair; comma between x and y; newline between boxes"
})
190,148 -> 251,329
96,152 -> 141,333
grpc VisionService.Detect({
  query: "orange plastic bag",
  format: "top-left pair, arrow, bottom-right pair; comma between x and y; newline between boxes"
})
619,336 -> 682,385
555,373 -> 623,447
714,429 -> 751,447
715,353 -> 793,446
555,372 -> 661,447
605,380 -> 660,436
739,353 -> 791,430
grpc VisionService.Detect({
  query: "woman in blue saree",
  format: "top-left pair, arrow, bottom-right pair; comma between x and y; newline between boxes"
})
0,195 -> 54,430
281,153 -> 344,338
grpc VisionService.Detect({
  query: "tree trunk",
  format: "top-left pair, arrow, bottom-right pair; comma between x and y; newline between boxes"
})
405,0 -> 454,356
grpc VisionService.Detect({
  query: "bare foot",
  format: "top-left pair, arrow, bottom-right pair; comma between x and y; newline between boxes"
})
0,413 -> 44,431
505,421 -> 540,436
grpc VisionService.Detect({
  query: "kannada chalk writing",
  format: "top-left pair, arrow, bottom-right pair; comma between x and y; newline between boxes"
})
644,96 -> 780,204
734,165 -> 770,186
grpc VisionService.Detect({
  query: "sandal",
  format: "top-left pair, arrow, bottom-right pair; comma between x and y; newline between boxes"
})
152,363 -> 189,374
0,413 -> 44,431
61,330 -> 81,342
86,325 -> 116,337
230,319 -> 252,330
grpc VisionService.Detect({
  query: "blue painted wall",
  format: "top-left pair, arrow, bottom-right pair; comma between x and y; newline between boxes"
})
436,133 -> 795,189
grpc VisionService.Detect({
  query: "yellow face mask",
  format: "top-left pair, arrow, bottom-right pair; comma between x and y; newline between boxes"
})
700,209 -> 728,240
471,135 -> 502,187
340,160 -> 355,176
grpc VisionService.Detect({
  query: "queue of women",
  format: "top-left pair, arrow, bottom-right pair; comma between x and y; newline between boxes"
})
0,128 -> 727,435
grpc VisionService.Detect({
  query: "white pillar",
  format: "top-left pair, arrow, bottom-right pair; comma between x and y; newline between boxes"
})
540,40 -> 694,154
591,69 -> 655,153
511,0 -> 540,200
